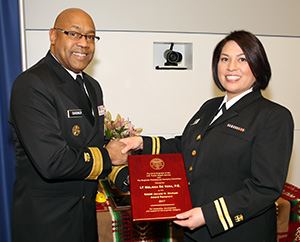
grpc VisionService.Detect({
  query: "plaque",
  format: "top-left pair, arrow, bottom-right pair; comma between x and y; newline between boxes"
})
128,153 -> 192,222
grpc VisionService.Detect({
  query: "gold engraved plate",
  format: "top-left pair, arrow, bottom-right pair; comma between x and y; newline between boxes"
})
72,125 -> 81,136
150,158 -> 165,170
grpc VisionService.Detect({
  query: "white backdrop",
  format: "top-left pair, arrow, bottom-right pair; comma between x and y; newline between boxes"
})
23,0 -> 300,187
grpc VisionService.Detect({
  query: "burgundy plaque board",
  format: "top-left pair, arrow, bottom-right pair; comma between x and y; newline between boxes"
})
128,153 -> 192,222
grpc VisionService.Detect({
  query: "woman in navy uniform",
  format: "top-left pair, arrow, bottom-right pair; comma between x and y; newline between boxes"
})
119,30 -> 294,241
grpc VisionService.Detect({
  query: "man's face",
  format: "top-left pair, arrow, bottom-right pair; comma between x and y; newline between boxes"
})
50,10 -> 96,73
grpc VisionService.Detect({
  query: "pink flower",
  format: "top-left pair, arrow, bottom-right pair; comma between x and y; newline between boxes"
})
104,111 -> 142,140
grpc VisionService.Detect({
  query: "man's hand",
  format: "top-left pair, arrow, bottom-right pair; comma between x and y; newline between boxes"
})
106,139 -> 128,165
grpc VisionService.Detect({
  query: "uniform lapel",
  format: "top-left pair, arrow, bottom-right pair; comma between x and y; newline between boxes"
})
59,79 -> 94,125
45,52 -> 94,125
83,75 -> 97,117
82,75 -> 101,143
191,99 -> 222,136
208,90 -> 262,129
209,109 -> 238,129
204,101 -> 222,128
229,90 -> 262,113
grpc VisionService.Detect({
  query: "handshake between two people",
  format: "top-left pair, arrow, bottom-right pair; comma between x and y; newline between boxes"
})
105,136 -> 144,165
105,136 -> 206,230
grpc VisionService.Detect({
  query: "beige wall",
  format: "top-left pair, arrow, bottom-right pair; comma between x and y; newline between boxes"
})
23,0 -> 300,187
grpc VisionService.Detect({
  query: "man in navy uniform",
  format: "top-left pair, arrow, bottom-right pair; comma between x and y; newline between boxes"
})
9,8 -> 126,242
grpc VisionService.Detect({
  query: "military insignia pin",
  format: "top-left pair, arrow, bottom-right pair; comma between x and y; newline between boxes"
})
72,125 -> 81,136
84,152 -> 91,162
227,123 -> 245,132
97,105 -> 106,116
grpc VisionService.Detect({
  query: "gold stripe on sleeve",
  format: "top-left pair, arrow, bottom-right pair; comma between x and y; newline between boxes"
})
108,165 -> 128,183
214,199 -> 228,231
151,137 -> 156,155
219,197 -> 233,228
85,147 -> 103,180
155,137 -> 160,154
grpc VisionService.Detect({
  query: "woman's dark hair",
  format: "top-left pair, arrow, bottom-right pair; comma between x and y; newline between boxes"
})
212,30 -> 271,91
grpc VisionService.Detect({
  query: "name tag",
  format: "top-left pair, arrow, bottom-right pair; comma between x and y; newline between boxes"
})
67,109 -> 83,118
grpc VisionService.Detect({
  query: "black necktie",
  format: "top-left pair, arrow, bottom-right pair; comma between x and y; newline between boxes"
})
221,103 -> 227,115
75,75 -> 91,107
75,75 -> 94,124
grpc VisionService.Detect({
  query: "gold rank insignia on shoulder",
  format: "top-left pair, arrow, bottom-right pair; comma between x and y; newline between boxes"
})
72,125 -> 80,136
227,123 -> 245,132
84,152 -> 91,162
234,214 -> 244,223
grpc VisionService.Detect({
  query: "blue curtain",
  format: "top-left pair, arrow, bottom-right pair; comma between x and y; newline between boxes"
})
0,0 -> 22,241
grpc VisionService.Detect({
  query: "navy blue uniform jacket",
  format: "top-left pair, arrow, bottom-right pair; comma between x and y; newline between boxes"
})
9,52 -> 113,242
142,90 -> 294,242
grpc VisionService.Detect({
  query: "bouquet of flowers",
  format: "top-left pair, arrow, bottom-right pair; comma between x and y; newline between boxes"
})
104,111 -> 142,140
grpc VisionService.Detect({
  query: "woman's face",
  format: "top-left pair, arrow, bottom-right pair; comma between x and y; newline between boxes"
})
217,40 -> 256,100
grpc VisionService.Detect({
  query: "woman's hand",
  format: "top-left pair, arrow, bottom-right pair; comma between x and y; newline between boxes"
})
119,136 -> 143,154
173,207 -> 206,230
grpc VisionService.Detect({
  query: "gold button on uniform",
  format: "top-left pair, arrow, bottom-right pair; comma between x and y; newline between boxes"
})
82,195 -> 86,200
192,150 -> 196,156
196,135 -> 201,140
189,166 -> 193,172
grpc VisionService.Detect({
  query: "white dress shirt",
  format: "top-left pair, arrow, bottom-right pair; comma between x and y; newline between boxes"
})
210,88 -> 253,125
